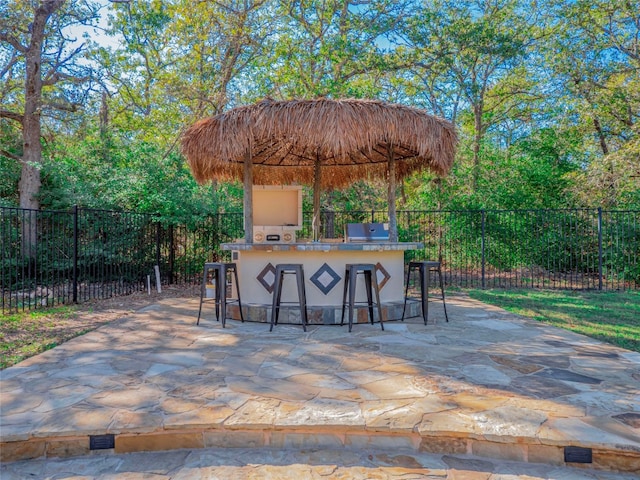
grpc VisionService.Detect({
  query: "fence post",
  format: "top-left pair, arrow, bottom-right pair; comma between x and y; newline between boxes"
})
168,224 -> 175,285
597,207 -> 603,290
72,205 -> 78,303
481,209 -> 486,289
155,221 -> 161,267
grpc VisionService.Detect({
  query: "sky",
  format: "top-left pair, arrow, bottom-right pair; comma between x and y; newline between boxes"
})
64,0 -> 122,51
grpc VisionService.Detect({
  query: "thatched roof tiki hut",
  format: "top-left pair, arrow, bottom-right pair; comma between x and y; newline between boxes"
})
181,98 -> 457,243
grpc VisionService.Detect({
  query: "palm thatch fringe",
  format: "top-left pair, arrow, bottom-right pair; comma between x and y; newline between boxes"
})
181,98 -> 457,188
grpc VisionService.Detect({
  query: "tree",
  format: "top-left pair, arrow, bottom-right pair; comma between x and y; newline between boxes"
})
97,0 -> 273,148
404,0 -> 539,190
257,0 -> 407,99
543,0 -> 640,206
1,0 -> 100,256
94,0 -> 274,215
1,0 -> 100,209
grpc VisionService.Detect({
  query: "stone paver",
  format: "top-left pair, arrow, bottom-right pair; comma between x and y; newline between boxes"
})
1,446 -> 638,479
1,294 -> 639,476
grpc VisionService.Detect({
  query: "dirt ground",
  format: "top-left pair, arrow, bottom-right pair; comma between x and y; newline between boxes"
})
0,284 -> 199,369
73,284 -> 198,321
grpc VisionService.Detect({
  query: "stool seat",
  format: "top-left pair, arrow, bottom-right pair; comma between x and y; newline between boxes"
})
340,263 -> 384,332
270,264 -> 308,332
402,260 -> 448,324
197,262 -> 244,327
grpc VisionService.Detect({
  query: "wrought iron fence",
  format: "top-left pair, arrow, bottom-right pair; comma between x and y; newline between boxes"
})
2,206 -> 638,313
304,208 -> 639,290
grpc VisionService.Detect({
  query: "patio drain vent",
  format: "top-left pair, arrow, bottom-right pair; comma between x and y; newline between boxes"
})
89,434 -> 115,450
564,446 -> 592,463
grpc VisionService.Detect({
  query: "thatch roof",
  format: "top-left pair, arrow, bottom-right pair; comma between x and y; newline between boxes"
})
181,98 -> 457,188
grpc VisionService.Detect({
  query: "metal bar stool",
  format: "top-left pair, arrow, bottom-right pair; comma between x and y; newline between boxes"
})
197,262 -> 244,327
270,264 -> 308,332
401,261 -> 448,325
340,263 -> 384,333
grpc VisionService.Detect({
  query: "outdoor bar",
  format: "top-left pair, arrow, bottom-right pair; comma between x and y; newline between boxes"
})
220,185 -> 423,322
222,242 -> 422,323
181,98 -> 457,325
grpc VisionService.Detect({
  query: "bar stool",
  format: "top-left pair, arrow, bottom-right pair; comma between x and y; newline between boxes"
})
197,262 -> 244,327
340,263 -> 384,333
270,264 -> 308,332
401,261 -> 448,325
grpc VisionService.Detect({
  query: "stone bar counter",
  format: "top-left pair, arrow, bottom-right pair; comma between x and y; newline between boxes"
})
221,241 -> 424,325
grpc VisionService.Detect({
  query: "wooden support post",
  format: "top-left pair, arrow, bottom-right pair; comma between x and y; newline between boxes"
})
244,151 -> 253,243
313,157 -> 321,242
387,146 -> 398,242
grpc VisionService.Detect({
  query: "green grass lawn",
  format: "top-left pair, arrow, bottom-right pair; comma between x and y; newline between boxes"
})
466,289 -> 640,353
0,306 -> 90,369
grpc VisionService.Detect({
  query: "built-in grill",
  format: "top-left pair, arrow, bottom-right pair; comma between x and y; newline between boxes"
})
345,223 -> 390,242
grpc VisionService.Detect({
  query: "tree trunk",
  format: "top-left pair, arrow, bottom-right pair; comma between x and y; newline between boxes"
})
99,91 -> 110,162
592,116 -> 609,156
20,0 -> 63,209
19,0 -> 64,257
592,116 -> 616,206
99,91 -> 109,137
472,103 -> 483,192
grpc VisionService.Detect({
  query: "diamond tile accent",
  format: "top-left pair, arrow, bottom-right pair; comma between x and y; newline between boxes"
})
375,262 -> 391,290
310,263 -> 342,295
257,263 -> 276,293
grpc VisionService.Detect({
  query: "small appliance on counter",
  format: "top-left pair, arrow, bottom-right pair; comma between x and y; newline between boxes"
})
252,185 -> 303,243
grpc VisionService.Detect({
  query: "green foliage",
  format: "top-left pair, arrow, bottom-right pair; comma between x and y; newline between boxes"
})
255,0 -> 403,99
0,156 -> 20,207
0,120 -> 22,207
36,129 -> 242,222
404,130 -> 580,212
1,0 -> 639,217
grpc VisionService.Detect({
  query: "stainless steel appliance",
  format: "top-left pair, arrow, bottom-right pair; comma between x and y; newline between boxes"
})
345,223 -> 390,242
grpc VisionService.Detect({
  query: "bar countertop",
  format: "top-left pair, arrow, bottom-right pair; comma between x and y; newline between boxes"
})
221,241 -> 424,252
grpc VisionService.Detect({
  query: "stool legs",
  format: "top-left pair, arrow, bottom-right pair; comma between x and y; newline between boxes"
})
341,264 -> 383,332
419,264 -> 429,325
197,263 -> 243,327
402,261 -> 448,324
270,265 -> 307,332
197,267 -> 208,326
402,263 -> 429,324
232,266 -> 245,324
370,270 -> 383,330
218,267 -> 226,325
438,267 -> 449,323
402,267 -> 411,323
270,270 -> 283,331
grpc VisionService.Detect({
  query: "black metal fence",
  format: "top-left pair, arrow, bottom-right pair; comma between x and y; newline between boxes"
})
0,207 -> 244,313
2,206 -> 638,313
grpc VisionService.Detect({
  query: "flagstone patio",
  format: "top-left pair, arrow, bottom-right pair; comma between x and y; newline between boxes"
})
1,294 -> 639,475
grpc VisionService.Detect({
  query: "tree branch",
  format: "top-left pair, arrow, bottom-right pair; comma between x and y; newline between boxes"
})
42,43 -> 88,86
0,32 -> 27,53
43,100 -> 78,112
42,71 -> 90,86
0,109 -> 24,123
0,51 -> 19,79
0,149 -> 22,162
